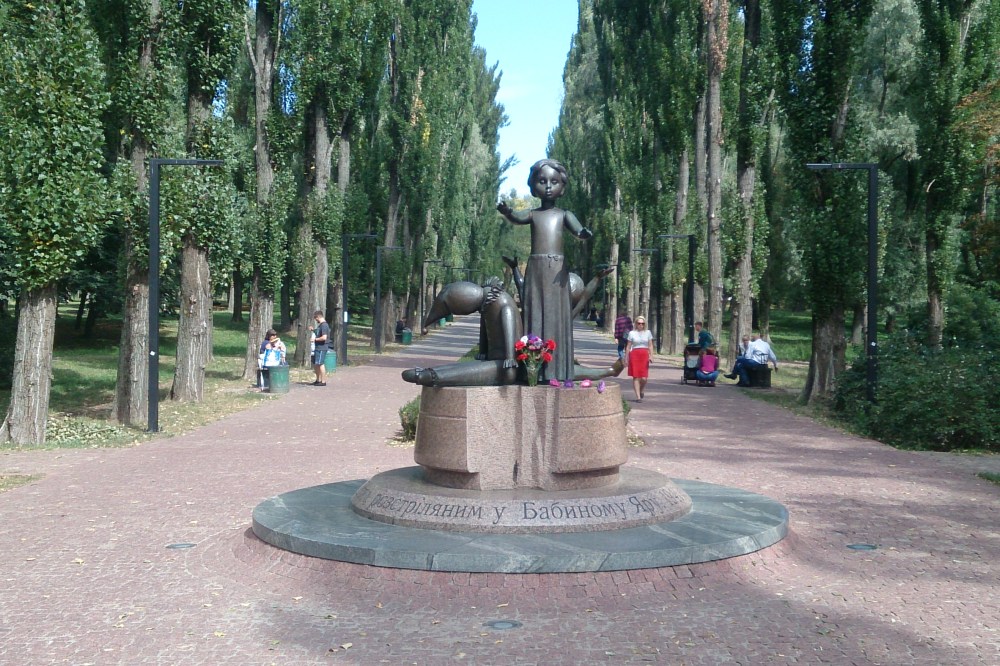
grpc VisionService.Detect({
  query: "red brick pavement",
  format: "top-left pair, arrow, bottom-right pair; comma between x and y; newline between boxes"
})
0,318 -> 997,665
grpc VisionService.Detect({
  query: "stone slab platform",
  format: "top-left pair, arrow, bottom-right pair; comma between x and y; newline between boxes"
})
252,476 -> 789,573
351,466 -> 692,533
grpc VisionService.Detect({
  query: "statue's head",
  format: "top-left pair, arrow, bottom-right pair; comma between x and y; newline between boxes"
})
528,159 -> 568,200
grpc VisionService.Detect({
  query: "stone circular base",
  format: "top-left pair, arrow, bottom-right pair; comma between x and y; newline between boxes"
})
351,466 -> 692,533
251,476 -> 789,573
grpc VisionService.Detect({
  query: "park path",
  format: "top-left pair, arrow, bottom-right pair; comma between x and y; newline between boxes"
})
0,317 -> 997,665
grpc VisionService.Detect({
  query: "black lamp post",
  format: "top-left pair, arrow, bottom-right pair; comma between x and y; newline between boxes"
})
659,234 -> 697,345
806,162 -> 879,404
341,233 -> 377,366
147,158 -> 223,433
374,245 -> 403,353
420,258 -> 443,334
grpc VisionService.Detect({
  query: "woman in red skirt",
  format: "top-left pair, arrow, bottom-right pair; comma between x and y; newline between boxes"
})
625,316 -> 653,402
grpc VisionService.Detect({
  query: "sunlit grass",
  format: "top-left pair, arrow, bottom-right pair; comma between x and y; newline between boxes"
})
0,303 -> 377,449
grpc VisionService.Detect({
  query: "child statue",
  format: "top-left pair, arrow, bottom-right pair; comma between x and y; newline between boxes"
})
497,159 -> 592,381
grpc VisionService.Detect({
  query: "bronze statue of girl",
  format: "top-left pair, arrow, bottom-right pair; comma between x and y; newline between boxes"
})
496,159 -> 592,381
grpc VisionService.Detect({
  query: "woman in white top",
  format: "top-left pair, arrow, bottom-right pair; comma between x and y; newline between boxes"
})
625,316 -> 654,402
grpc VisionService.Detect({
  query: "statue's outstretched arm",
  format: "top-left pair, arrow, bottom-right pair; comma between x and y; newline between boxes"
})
570,266 -> 615,319
497,202 -> 531,225
501,255 -> 524,303
564,210 -> 593,239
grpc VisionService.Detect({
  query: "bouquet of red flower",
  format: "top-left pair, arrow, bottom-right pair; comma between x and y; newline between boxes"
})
515,334 -> 556,386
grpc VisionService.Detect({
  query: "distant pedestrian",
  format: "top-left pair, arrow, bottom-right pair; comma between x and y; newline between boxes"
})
614,310 -> 633,360
312,310 -> 330,386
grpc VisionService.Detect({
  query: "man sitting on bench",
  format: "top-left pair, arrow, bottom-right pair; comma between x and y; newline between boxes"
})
725,331 -> 778,386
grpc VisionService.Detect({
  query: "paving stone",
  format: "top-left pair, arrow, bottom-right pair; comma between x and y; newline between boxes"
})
0,318 -> 997,664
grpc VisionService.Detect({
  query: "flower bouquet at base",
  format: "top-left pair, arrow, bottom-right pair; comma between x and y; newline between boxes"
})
515,334 -> 555,387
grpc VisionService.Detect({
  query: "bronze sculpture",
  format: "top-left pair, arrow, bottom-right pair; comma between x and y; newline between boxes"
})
402,159 -> 616,388
497,159 -> 592,381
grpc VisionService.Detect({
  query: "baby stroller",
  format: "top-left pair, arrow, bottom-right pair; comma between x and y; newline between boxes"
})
681,343 -> 701,384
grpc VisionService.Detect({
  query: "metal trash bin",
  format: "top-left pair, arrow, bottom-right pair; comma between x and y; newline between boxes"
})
324,352 -> 337,373
401,329 -> 413,345
266,365 -> 290,394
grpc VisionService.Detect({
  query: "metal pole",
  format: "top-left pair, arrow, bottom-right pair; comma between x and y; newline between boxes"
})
656,249 -> 664,354
147,161 -> 161,432
867,165 -> 878,404
146,158 -> 221,433
686,234 -> 696,343
341,236 -> 349,366
375,247 -> 382,353
806,162 -> 879,403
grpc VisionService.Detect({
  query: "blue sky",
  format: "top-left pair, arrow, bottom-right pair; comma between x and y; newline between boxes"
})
471,1 -> 579,198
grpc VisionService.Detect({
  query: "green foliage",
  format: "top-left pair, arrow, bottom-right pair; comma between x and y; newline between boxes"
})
399,394 -> 420,441
0,1 -> 111,292
834,338 -> 1000,451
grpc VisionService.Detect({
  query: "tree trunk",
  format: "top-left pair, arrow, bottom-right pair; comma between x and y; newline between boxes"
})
850,302 -> 865,345
75,294 -> 87,330
243,0 -> 279,376
729,0 -> 760,367
673,146 -> 691,349
243,268 -> 274,382
330,131 -> 351,358
84,297 -> 100,338
295,100 -> 333,366
704,0 -> 728,343
801,305 -> 847,404
115,235 -> 150,427
231,269 -> 244,322
607,243 -> 619,328
170,239 -> 211,402
0,285 -> 57,446
113,0 -> 159,427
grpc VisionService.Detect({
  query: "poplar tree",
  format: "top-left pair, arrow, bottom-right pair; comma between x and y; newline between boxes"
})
0,2 -> 110,445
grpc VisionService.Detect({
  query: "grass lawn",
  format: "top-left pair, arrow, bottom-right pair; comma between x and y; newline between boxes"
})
0,303 -> 385,449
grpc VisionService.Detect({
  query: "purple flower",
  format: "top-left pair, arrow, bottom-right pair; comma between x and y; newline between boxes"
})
563,380 -> 574,388
597,380 -> 606,393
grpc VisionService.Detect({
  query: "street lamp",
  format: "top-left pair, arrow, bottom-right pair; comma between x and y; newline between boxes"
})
341,233 -> 377,366
374,245 -> 403,353
806,162 -> 879,404
420,258 -> 443,334
633,248 -> 661,353
659,234 -> 697,345
147,158 -> 223,433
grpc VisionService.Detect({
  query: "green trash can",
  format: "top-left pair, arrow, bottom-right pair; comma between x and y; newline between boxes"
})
266,365 -> 290,394
324,352 -> 337,373
401,329 -> 413,345
439,318 -> 447,327
446,314 -> 454,323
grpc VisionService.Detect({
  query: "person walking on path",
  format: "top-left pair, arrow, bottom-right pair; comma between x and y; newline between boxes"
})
614,309 -> 633,360
311,310 -> 331,386
625,316 -> 653,401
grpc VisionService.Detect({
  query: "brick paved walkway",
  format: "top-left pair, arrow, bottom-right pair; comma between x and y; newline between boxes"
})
1,318 -> 997,665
